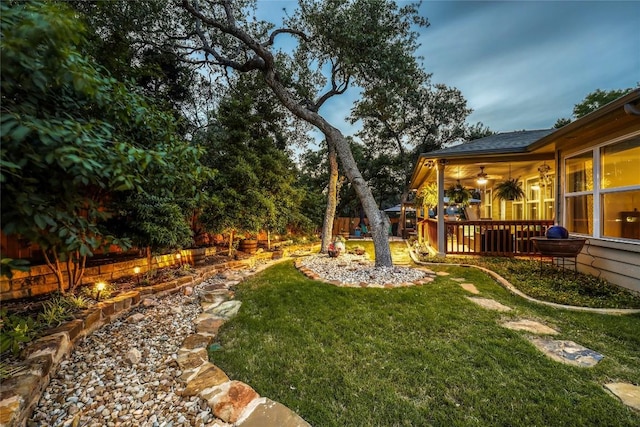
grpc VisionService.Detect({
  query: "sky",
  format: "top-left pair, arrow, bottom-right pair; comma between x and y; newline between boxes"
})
256,0 -> 640,138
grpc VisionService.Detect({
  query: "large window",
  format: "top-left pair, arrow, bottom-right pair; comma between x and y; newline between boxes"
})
564,137 -> 640,241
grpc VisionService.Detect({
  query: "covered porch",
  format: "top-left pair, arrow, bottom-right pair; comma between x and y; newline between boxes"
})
409,130 -> 557,256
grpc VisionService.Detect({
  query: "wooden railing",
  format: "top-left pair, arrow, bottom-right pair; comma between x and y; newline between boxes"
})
421,219 -> 554,256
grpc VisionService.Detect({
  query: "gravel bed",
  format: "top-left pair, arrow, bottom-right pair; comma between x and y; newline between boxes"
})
298,254 -> 429,287
28,281 -> 230,427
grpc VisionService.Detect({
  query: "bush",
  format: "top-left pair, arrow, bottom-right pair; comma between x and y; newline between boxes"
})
0,309 -> 38,356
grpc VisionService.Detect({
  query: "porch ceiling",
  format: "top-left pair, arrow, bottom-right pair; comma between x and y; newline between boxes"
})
411,154 -> 555,190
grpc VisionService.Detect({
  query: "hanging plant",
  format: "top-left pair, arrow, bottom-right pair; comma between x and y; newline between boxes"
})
416,183 -> 439,209
494,178 -> 525,201
445,181 -> 473,207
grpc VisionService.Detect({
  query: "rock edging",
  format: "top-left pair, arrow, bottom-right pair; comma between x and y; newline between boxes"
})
0,247 -> 317,427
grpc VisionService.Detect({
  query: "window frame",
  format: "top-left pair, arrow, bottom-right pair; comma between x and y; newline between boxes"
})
563,134 -> 640,242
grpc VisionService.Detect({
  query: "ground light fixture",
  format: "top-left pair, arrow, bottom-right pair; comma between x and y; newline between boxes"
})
133,266 -> 141,284
95,281 -> 106,301
176,253 -> 182,266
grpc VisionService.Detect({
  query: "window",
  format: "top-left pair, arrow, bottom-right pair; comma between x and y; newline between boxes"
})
600,139 -> 640,240
482,189 -> 492,219
526,177 -> 540,219
564,137 -> 640,241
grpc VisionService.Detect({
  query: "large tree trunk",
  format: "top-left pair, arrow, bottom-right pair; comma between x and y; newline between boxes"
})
320,138 -> 339,253
263,72 -> 392,266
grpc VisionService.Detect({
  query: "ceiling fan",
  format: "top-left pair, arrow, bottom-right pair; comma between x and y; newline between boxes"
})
475,166 -> 502,184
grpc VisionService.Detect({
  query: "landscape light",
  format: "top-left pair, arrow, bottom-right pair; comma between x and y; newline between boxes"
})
95,281 -> 106,301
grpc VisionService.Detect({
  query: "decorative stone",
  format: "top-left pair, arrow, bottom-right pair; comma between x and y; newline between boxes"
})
501,319 -> 558,335
24,333 -> 70,364
0,395 -> 21,425
176,348 -> 209,371
529,338 -> 604,367
182,334 -> 213,350
459,283 -> 480,294
205,381 -> 259,424
466,297 -> 512,312
604,383 -> 640,411
451,278 -> 467,282
208,301 -> 242,319
183,286 -> 194,296
195,316 -> 225,335
125,348 -> 142,365
141,298 -> 158,307
127,313 -> 146,323
436,271 -> 450,276
238,398 -> 311,427
183,364 -> 229,396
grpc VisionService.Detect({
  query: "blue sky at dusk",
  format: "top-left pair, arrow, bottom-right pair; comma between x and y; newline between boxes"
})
256,0 -> 639,138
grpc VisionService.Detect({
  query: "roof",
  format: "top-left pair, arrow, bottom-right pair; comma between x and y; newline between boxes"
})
421,129 -> 555,158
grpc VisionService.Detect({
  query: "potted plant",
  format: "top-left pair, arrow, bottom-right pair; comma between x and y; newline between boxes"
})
328,242 -> 341,257
445,181 -> 473,206
494,178 -> 525,201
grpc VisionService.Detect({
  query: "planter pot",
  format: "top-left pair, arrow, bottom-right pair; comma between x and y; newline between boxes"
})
239,239 -> 258,254
531,237 -> 586,257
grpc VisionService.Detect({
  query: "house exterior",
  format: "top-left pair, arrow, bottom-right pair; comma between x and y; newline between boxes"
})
408,89 -> 640,293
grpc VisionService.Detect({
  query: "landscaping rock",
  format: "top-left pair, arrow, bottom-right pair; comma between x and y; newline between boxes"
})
125,348 -> 142,365
126,313 -> 145,323
529,338 -> 604,367
238,398 -> 311,427
604,383 -> 640,411
501,319 -> 558,335
459,283 -> 480,294
466,297 -> 512,312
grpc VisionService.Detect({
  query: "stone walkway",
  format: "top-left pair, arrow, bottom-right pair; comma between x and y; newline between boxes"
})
450,274 -> 640,411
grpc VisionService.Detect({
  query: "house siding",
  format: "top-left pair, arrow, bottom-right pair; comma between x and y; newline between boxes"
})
576,240 -> 640,293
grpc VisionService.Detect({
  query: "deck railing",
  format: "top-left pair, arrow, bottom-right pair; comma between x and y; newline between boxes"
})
421,219 -> 554,256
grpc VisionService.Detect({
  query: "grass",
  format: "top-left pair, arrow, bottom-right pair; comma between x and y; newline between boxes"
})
211,261 -> 640,426
419,255 -> 640,309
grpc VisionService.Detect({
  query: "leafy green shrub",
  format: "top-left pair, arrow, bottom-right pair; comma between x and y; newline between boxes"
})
38,296 -> 72,327
62,294 -> 90,310
0,309 -> 38,356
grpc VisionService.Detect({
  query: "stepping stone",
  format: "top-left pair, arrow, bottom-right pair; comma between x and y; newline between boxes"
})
529,338 -> 604,367
238,398 -> 311,427
436,271 -> 450,276
604,383 -> 640,411
466,297 -> 512,312
459,283 -> 480,294
501,319 -> 558,335
451,277 -> 467,282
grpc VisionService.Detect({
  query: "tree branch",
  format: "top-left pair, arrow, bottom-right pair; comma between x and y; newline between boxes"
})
265,28 -> 308,46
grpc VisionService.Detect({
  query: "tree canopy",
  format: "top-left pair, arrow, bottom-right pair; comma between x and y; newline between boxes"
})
0,0 -> 209,288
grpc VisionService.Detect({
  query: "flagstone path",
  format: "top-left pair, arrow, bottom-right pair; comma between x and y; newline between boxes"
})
448,270 -> 637,411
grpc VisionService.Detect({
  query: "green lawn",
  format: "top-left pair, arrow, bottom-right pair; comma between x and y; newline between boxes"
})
211,261 -> 640,426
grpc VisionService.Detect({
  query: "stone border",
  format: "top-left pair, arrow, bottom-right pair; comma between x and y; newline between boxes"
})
0,246 -> 318,427
407,243 -> 640,315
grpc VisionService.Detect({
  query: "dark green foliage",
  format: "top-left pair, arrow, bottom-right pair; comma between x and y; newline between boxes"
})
1,1 -> 210,286
197,76 -> 310,236
0,309 -> 38,356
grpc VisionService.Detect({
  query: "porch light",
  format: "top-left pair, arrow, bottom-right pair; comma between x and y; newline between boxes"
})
476,166 -> 488,185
